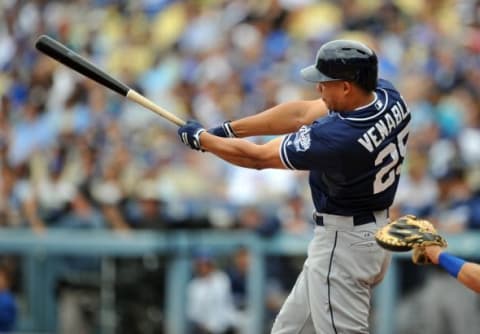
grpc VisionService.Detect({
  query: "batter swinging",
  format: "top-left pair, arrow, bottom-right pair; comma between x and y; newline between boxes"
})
178,40 -> 411,334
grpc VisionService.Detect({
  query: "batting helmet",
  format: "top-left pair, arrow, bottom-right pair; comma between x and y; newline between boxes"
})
301,40 -> 378,91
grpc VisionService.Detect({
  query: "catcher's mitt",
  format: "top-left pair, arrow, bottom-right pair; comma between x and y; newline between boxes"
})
375,215 -> 447,264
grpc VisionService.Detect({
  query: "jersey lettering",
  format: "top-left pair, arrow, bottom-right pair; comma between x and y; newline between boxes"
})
385,114 -> 396,131
374,142 -> 398,194
358,133 -> 374,153
357,100 -> 410,153
373,127 -> 409,194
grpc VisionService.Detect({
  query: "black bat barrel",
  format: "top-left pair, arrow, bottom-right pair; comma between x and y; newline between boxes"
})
35,35 -> 130,96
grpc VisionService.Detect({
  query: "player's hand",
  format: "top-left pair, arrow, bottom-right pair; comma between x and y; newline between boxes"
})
208,121 -> 237,138
178,120 -> 206,151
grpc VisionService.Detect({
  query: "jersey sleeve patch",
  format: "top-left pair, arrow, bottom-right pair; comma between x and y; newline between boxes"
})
293,125 -> 312,152
280,126 -> 313,170
280,123 -> 334,171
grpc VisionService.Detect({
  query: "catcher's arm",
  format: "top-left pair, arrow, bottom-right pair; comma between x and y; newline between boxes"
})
425,245 -> 480,293
459,263 -> 480,293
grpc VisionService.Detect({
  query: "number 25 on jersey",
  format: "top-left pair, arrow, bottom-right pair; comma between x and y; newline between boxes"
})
373,126 -> 409,194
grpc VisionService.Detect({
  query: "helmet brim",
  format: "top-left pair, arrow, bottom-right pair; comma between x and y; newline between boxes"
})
300,65 -> 337,83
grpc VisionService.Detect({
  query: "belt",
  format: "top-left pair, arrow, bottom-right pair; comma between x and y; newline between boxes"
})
313,211 -> 388,227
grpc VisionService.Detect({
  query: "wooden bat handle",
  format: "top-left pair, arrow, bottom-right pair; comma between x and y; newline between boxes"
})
126,90 -> 186,127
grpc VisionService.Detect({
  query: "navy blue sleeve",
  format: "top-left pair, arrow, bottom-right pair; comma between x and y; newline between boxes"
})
378,78 -> 408,111
279,124 -> 334,170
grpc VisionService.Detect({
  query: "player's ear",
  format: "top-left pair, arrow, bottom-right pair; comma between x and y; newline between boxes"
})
342,81 -> 352,96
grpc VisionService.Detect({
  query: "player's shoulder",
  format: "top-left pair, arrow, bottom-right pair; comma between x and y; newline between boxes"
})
377,78 -> 396,89
309,113 -> 346,142
311,111 -> 339,129
376,78 -> 408,113
377,78 -> 400,97
287,118 -> 340,156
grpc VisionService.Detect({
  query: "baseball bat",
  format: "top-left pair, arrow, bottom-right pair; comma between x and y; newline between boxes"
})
34,35 -> 185,127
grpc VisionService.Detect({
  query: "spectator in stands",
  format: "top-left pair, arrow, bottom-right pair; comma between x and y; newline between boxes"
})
430,163 -> 472,233
226,247 -> 249,311
0,264 -> 16,332
393,149 -> 438,219
89,157 -> 130,232
56,189 -> 104,231
235,205 -> 280,237
226,247 -> 250,334
125,180 -> 169,230
277,194 -> 312,236
35,147 -> 76,224
55,188 -> 105,334
7,98 -> 57,166
187,250 -> 236,334
0,163 -> 45,232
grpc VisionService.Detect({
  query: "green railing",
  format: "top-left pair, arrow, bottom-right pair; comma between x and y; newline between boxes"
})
0,229 -> 478,334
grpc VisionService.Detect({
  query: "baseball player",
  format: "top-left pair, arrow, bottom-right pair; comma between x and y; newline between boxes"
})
423,245 -> 480,293
178,40 -> 411,333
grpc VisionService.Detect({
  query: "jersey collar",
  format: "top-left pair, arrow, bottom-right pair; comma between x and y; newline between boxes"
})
354,92 -> 378,110
335,89 -> 388,121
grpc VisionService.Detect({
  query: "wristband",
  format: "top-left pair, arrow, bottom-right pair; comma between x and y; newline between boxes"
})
208,121 -> 237,138
438,252 -> 465,278
193,128 -> 205,151
223,121 -> 237,138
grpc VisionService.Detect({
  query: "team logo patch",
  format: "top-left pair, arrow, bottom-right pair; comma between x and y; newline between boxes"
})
293,126 -> 311,152
375,99 -> 383,110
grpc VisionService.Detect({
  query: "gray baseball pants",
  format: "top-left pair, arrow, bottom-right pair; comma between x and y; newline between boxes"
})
271,211 -> 390,334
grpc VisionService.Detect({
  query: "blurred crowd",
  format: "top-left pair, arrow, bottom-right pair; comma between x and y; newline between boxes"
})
2,0 -> 480,234
1,0 -> 480,333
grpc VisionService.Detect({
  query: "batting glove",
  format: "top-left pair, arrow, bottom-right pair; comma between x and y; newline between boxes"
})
208,121 -> 237,138
178,120 -> 206,151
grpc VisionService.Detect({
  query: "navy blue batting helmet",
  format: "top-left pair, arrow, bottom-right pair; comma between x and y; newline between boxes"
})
301,40 -> 378,91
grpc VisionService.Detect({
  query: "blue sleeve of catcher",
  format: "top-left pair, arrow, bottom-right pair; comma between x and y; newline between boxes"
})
438,252 -> 466,278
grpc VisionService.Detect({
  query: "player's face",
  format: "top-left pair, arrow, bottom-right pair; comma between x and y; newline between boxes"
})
316,81 -> 349,111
